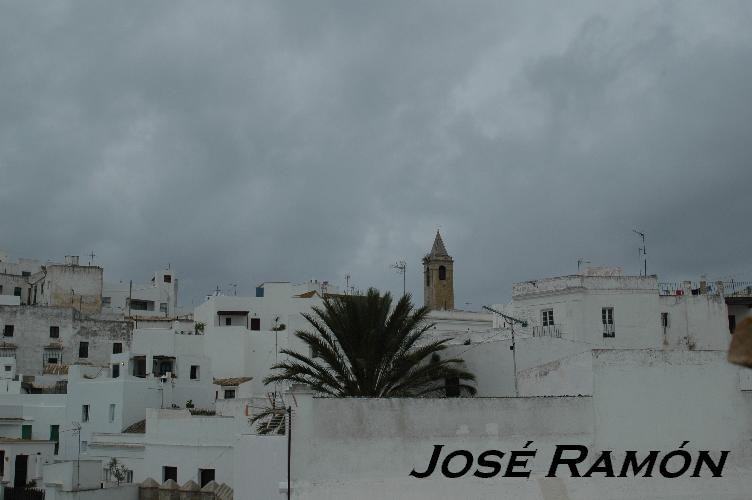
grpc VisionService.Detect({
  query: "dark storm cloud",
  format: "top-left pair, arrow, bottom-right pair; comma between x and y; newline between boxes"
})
1,1 -> 751,308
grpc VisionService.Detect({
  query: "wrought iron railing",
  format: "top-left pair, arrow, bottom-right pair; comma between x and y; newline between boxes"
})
531,325 -> 562,338
603,323 -> 615,338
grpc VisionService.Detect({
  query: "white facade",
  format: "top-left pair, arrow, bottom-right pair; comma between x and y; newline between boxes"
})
103,268 -> 179,318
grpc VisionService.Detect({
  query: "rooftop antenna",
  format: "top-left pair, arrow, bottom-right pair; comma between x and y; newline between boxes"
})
88,250 -> 96,266
345,274 -> 351,295
577,258 -> 590,272
632,229 -> 647,276
229,283 -> 238,296
214,285 -> 221,296
482,305 -> 528,397
391,260 -> 407,296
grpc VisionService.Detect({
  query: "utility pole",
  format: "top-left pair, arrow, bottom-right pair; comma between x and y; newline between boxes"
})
128,280 -> 132,317
72,422 -> 81,491
633,229 -> 647,276
391,261 -> 407,296
287,406 -> 292,500
483,305 -> 528,397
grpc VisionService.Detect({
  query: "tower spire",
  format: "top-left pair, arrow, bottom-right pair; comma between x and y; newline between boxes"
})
423,230 -> 454,311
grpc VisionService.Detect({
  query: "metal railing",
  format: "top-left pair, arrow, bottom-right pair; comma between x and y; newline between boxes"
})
603,323 -> 615,338
531,325 -> 562,338
658,281 -> 752,297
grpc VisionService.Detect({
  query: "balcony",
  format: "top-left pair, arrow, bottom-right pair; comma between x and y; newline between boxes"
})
531,325 -> 562,338
603,324 -> 615,338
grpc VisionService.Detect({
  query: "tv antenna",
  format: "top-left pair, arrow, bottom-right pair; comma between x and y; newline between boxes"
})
345,274 -> 351,295
632,229 -> 647,276
229,283 -> 238,296
577,258 -> 590,272
88,250 -> 96,266
391,260 -> 407,296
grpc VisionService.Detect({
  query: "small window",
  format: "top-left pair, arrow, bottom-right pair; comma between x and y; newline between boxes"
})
113,342 -> 123,354
164,274 -> 172,283
661,312 -> 669,329
109,404 -> 116,423
79,341 -> 89,358
602,307 -> 614,325
730,315 -> 737,334
225,317 -> 232,326
159,302 -> 168,313
3,325 -> 13,337
190,365 -> 200,380
438,265 -> 447,281
224,389 -> 236,399
21,271 -> 30,277
112,364 -> 120,378
163,466 -> 177,483
50,326 -> 60,338
541,309 -> 554,326
199,468 -> 215,488
102,296 -> 111,306
250,317 -> 261,331
4,366 -> 10,372
21,424 -> 32,440
445,377 -> 460,398
50,425 -> 59,455
82,405 -> 89,422
13,287 -> 21,297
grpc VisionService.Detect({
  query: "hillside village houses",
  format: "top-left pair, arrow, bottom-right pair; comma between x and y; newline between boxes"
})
0,234 -> 749,499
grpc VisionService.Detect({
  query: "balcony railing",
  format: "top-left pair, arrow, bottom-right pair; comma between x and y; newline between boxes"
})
532,325 -> 562,338
603,323 -> 615,338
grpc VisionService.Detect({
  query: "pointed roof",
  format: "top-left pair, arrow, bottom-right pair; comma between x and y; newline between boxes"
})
429,230 -> 449,258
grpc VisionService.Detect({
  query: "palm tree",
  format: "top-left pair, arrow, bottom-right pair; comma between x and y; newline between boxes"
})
263,288 -> 476,397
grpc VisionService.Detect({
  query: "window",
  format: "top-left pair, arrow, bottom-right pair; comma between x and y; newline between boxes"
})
661,312 -> 670,329
438,265 -> 447,281
164,274 -> 172,283
159,302 -> 168,313
50,326 -> 59,338
730,315 -> 737,334
541,309 -> 554,326
0,348 -> 16,358
13,287 -> 21,297
0,451 -> 4,475
109,404 -> 116,423
602,307 -> 615,337
81,441 -> 87,452
163,466 -> 177,483
50,425 -> 59,455
112,364 -> 120,378
0,285 -> 2,294
82,405 -> 89,422
255,286 -> 265,297
224,389 -> 236,399
4,365 -> 10,372
43,348 -> 62,366
3,325 -> 13,337
112,342 -> 122,354
225,317 -> 232,326
445,377 -> 460,398
21,424 -> 32,440
190,365 -> 200,380
250,317 -> 261,331
21,271 -> 30,277
79,341 -> 89,358
199,468 -> 215,488
102,296 -> 111,306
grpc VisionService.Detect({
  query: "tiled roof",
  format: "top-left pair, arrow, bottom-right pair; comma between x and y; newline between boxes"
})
213,376 -> 252,386
294,290 -> 318,298
122,419 -> 146,434
43,364 -> 68,375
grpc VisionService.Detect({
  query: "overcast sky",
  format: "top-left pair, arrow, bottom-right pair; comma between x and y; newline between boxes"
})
1,1 -> 751,309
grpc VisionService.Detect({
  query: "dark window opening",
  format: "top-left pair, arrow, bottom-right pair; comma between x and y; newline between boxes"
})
250,317 -> 261,331
50,425 -> 59,455
113,342 -> 123,354
190,365 -> 199,380
112,364 -> 120,378
133,357 -> 146,378
164,274 -> 172,283
445,377 -> 460,398
21,271 -> 30,277
79,341 -> 89,358
661,312 -> 669,329
199,468 -> 215,488
425,270 -> 430,287
224,389 -> 236,399
438,265 -> 447,281
82,405 -> 89,422
21,424 -> 32,440
153,357 -> 175,377
730,315 -> 737,334
225,317 -> 232,326
3,325 -> 13,337
50,326 -> 59,338
163,466 -> 177,483
13,287 -> 21,297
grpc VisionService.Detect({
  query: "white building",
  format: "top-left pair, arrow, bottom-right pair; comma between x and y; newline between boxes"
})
103,268 -> 179,318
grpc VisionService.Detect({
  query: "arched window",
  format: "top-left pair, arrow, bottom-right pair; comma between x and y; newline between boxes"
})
439,266 -> 447,281
425,269 -> 430,286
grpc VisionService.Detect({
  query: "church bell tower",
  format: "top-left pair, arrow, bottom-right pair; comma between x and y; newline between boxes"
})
423,230 -> 454,311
